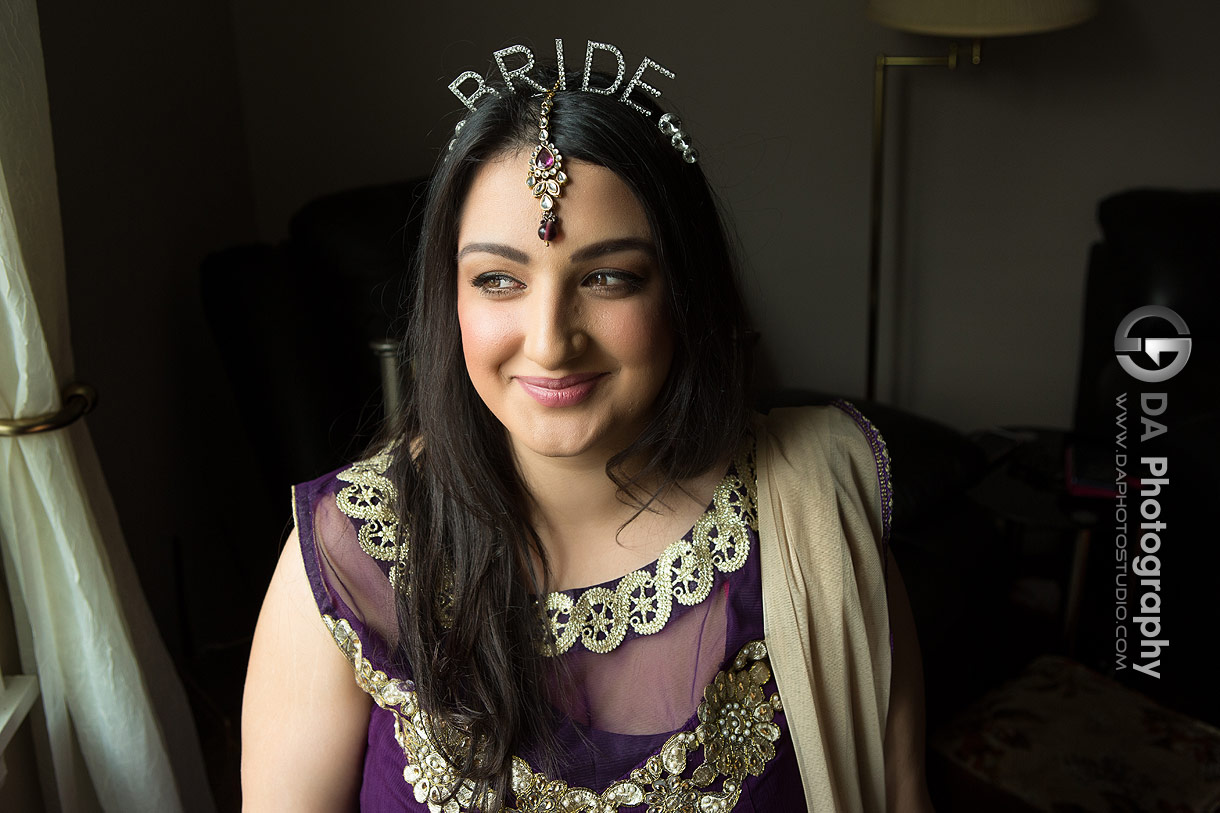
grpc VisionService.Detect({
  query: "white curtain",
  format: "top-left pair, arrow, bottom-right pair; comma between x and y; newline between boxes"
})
0,1 -> 212,810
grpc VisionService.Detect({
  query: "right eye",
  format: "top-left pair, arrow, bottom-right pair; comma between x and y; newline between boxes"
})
470,273 -> 524,294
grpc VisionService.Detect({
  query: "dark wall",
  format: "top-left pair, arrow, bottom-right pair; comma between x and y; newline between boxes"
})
229,0 -> 1220,429
38,0 -> 271,658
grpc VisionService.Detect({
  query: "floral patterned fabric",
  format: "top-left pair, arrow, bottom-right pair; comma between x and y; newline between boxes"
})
932,655 -> 1220,811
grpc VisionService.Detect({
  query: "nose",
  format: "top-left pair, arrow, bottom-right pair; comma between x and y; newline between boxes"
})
523,283 -> 587,370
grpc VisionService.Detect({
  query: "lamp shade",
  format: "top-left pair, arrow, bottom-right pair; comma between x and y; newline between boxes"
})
867,0 -> 1098,37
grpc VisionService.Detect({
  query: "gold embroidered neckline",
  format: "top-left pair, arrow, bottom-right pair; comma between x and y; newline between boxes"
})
333,447 -> 758,657
324,614 -> 783,813
544,451 -> 757,655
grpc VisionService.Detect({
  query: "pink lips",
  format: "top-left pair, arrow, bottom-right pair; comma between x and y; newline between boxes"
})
515,373 -> 606,407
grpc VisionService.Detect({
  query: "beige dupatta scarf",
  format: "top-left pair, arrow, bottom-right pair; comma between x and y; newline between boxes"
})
755,407 -> 892,812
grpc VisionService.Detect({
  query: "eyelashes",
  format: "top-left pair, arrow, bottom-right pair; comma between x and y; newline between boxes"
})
468,270 -> 646,297
469,272 -> 523,295
582,270 -> 645,295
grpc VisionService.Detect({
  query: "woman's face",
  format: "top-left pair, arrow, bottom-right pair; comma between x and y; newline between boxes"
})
456,151 -> 673,465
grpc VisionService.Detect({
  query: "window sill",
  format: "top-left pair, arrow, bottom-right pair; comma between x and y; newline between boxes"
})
0,675 -> 39,786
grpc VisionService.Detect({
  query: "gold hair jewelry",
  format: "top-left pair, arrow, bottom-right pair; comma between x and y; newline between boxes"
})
526,81 -> 568,245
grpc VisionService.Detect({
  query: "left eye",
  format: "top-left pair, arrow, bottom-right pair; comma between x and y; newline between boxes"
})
583,271 -> 643,291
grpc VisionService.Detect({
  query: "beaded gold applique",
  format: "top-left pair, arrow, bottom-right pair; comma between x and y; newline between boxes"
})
333,449 -> 757,656
323,615 -> 783,813
323,615 -> 490,812
335,450 -> 409,588
545,452 -> 757,656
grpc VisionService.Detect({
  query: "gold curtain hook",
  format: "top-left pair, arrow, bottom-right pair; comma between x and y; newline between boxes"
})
0,383 -> 98,437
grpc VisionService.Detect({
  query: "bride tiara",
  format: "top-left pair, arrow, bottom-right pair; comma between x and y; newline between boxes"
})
446,39 -> 699,165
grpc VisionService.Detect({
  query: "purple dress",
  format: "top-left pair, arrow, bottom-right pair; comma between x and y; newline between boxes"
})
294,445 -> 810,812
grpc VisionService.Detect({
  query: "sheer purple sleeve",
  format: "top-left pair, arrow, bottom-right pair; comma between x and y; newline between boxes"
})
292,466 -> 400,671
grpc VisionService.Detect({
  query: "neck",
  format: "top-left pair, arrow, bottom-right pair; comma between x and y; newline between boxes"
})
512,442 -> 728,591
514,444 -> 644,542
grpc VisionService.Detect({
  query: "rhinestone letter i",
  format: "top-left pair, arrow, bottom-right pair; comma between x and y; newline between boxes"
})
527,81 -> 568,245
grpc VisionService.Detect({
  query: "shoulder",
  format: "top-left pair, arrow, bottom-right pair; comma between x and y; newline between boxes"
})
756,401 -> 888,464
754,401 -> 890,488
294,448 -> 404,569
292,448 -> 404,665
294,448 -> 400,547
753,400 -> 893,550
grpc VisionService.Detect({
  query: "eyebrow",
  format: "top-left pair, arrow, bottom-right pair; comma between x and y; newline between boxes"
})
455,237 -> 656,265
568,237 -> 656,264
456,242 -> 530,264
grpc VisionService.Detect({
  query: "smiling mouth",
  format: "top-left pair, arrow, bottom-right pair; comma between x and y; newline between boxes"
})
515,373 -> 606,406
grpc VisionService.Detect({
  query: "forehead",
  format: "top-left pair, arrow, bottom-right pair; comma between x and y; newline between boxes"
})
457,151 -> 652,255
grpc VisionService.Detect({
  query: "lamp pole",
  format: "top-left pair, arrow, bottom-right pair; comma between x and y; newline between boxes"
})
865,43 -> 962,401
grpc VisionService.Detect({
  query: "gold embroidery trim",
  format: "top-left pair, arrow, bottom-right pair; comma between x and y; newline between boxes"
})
333,449 -> 758,656
323,615 -> 488,811
335,450 -> 409,588
323,614 -> 783,813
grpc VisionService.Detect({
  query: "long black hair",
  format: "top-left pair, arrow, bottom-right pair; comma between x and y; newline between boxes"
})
379,66 -> 750,803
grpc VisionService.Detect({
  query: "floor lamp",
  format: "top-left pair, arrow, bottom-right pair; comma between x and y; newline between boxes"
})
863,0 -> 1098,401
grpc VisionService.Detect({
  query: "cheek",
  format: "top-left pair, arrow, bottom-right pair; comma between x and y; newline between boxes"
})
457,299 -> 517,377
604,301 -> 673,370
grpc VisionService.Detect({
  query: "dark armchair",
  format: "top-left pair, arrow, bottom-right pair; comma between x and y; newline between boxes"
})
200,179 -> 428,506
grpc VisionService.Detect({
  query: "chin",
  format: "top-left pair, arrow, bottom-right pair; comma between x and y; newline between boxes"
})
508,413 -> 643,462
512,424 -> 605,460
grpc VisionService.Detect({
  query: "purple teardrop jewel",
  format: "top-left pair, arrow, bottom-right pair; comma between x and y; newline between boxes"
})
538,213 -> 557,243
536,147 -> 556,169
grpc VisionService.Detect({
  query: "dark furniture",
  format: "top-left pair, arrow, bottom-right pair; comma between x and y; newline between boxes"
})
200,178 -> 428,506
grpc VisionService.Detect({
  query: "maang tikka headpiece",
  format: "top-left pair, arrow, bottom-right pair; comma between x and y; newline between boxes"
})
447,40 -> 700,244
528,81 -> 566,245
